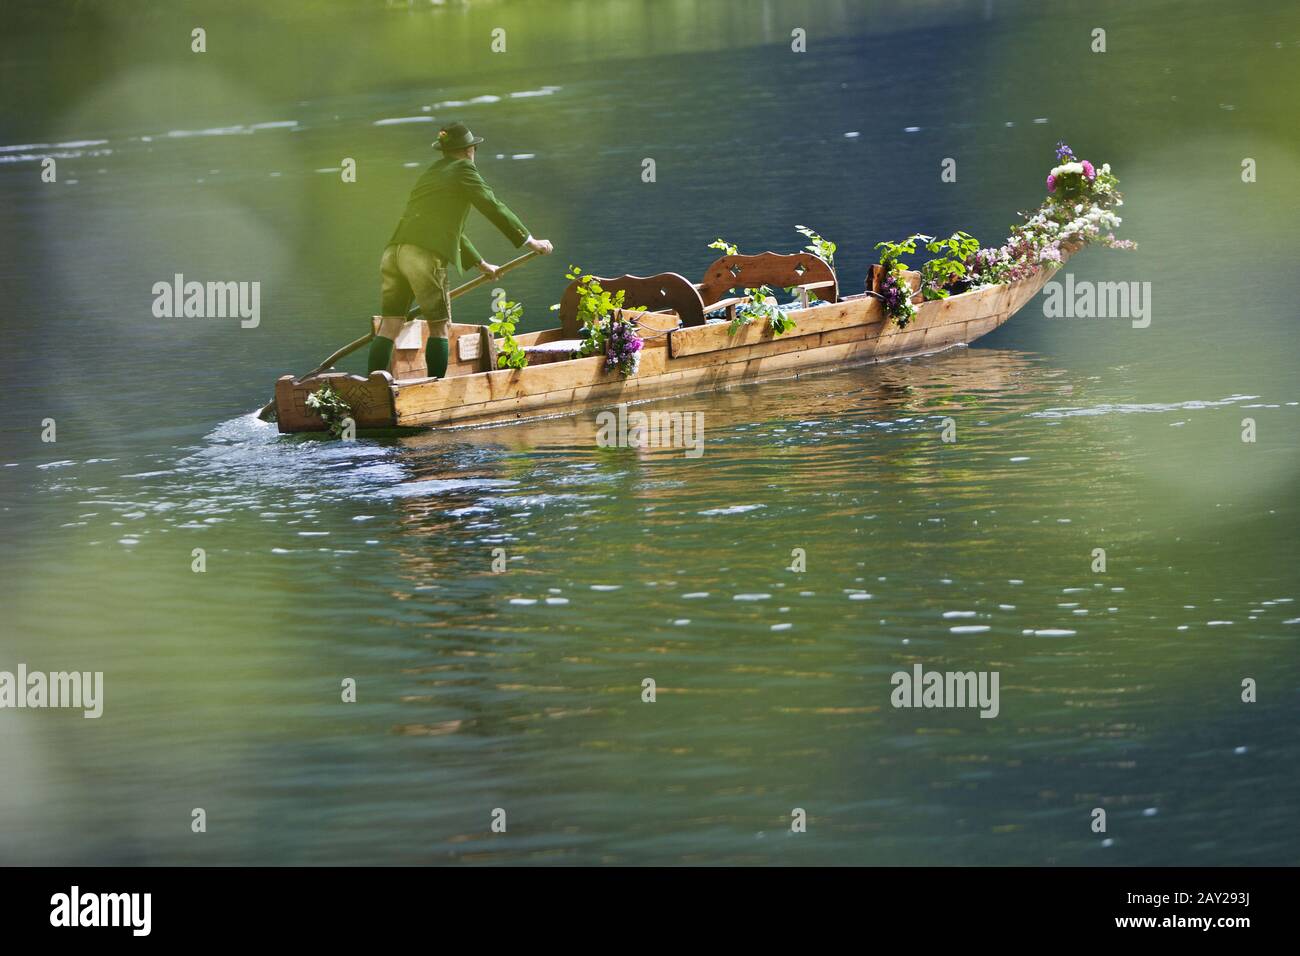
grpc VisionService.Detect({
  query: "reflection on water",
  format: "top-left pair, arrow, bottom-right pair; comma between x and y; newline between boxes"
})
1,0 -> 1298,865
4,347 -> 1297,864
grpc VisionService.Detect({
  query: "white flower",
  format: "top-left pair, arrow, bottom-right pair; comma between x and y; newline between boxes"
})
1050,162 -> 1085,177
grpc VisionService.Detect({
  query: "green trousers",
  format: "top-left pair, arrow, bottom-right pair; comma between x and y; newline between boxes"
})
372,243 -> 453,375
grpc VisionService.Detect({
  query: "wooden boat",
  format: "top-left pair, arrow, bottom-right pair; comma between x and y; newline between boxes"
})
272,245 -> 1076,433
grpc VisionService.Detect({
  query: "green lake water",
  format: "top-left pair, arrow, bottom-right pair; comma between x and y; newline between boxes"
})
1,0 -> 1297,864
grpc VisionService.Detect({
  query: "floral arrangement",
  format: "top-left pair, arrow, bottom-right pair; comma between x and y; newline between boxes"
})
965,141 -> 1134,288
878,269 -> 918,328
563,265 -> 646,377
873,235 -> 928,328
602,312 -> 644,376
305,383 -> 353,439
1046,140 -> 1096,199
870,230 -> 978,327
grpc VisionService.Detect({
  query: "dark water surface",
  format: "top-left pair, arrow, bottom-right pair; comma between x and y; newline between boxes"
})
1,0 -> 1298,864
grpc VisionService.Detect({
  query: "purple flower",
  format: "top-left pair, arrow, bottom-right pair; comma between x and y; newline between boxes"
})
882,276 -> 902,309
1055,141 -> 1074,162
1081,159 -> 1096,181
1046,173 -> 1056,193
601,315 -> 645,374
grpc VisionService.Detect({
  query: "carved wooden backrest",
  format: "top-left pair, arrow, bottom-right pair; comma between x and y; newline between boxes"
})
697,252 -> 839,308
558,272 -> 705,335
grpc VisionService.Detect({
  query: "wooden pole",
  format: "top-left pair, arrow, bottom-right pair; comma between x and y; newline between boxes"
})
256,250 -> 544,420
406,249 -> 542,316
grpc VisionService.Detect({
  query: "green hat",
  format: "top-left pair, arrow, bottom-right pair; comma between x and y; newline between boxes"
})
435,122 -> 485,151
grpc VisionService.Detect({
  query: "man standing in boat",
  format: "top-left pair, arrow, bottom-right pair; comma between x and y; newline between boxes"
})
371,121 -> 553,377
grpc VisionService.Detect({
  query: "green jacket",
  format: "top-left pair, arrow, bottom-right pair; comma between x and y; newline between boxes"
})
388,157 -> 530,273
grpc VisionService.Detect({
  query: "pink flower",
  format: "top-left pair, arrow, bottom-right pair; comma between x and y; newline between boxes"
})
1046,174 -> 1056,193
1082,160 -> 1096,181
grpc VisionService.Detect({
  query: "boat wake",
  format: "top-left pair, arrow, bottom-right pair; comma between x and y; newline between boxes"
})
1028,394 -> 1262,419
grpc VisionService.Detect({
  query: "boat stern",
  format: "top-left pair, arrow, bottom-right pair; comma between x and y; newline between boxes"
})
273,370 -> 399,433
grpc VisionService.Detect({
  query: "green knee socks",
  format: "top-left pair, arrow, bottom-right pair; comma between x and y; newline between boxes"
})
427,336 -> 449,378
367,334 -> 447,377
366,336 -> 394,374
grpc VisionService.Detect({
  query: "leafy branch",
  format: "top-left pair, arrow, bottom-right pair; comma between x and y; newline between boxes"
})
728,286 -> 796,336
562,265 -> 646,366
918,232 -> 980,300
489,298 -> 529,369
795,224 -> 836,268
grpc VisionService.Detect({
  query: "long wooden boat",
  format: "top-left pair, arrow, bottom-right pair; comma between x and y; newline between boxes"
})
272,246 -> 1076,433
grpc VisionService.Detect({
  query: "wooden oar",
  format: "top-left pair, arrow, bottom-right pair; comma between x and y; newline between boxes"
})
256,250 -> 543,420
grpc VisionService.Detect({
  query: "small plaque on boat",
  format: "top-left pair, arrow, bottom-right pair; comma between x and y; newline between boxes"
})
457,334 -> 481,361
394,319 -> 427,350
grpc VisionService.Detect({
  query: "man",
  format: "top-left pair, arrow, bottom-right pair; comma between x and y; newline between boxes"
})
371,121 -> 552,377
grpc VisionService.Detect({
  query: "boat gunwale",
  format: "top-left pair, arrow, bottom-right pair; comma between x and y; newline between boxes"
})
273,252 -> 1074,433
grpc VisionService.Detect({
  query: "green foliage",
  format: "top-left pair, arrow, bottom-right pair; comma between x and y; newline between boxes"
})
726,311 -> 752,336
927,231 -> 980,265
874,232 -> 981,303
305,383 -> 353,439
874,234 -> 933,270
567,265 -> 625,357
919,231 -> 980,300
769,311 -> 797,336
873,235 -> 927,325
708,238 -> 740,256
795,224 -> 836,268
563,265 -> 645,359
728,286 -> 796,336
488,298 -> 529,369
